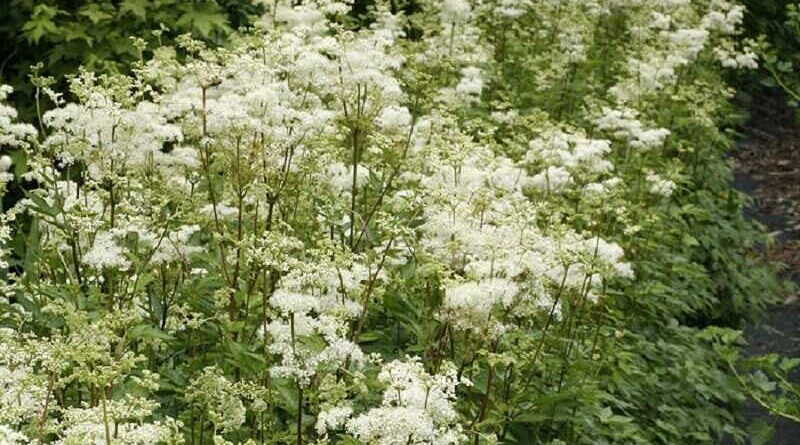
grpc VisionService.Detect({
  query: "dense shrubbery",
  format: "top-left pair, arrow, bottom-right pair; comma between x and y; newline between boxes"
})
0,0 -> 263,119
0,1 -> 784,445
740,0 -> 800,102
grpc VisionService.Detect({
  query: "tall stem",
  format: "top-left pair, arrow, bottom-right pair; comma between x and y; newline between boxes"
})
471,340 -> 499,444
296,383 -> 304,445
35,86 -> 47,138
36,373 -> 55,445
349,125 -> 360,251
100,385 -> 112,445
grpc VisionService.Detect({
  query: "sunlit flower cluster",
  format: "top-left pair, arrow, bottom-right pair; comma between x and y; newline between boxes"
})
0,0 -> 759,444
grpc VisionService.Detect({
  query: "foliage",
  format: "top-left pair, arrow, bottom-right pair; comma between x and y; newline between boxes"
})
0,0 -> 263,118
736,352 -> 800,424
740,0 -> 800,104
0,1 -> 785,445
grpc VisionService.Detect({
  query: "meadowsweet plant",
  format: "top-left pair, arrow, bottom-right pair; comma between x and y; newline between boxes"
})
0,0 -> 780,444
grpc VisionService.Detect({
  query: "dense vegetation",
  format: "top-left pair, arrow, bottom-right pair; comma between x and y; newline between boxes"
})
0,0 -> 263,119
0,1 -> 791,445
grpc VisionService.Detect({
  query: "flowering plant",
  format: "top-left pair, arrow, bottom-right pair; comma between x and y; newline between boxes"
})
0,1 -> 781,445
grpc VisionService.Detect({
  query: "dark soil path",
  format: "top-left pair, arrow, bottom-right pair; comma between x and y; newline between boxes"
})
733,90 -> 800,445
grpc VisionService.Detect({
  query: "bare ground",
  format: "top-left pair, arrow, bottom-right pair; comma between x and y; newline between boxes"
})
733,90 -> 800,445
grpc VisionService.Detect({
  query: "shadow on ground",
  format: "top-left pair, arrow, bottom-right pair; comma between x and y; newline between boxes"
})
731,90 -> 800,445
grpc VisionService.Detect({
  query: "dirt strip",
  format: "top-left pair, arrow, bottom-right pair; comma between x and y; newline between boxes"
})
732,90 -> 800,445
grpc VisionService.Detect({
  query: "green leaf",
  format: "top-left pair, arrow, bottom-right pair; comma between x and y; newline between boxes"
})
748,419 -> 775,445
780,357 -> 800,373
27,193 -> 59,218
225,339 -> 265,374
751,370 -> 777,393
61,24 -> 94,46
682,233 -> 699,247
176,3 -> 231,37
79,4 -> 114,24
120,0 -> 149,20
357,331 -> 382,343
21,5 -> 60,44
129,324 -> 175,342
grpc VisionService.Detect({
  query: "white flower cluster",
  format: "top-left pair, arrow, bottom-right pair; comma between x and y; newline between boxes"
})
315,406 -> 353,436
646,172 -> 678,198
609,0 -> 756,102
266,259 -> 368,386
0,89 -> 31,300
595,108 -> 671,151
0,424 -> 28,445
83,230 -> 131,271
440,278 -> 519,334
415,115 -> 633,335
0,0 -> 758,442
55,405 -> 180,445
186,367 -> 246,433
347,358 -> 466,445
527,130 -> 615,193
0,338 -> 47,427
440,0 -> 471,24
0,86 -> 36,151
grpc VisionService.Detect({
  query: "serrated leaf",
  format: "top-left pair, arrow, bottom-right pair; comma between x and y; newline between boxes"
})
79,4 -> 114,24
120,0 -> 149,20
751,370 -> 777,393
176,3 -> 230,37
748,419 -> 774,445
21,5 -> 60,44
130,324 -> 175,342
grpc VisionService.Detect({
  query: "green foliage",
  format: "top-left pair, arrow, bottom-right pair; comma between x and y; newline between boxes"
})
0,2 -> 790,445
0,0 -> 263,117
711,329 -> 800,441
741,1 -> 800,103
477,3 -> 786,443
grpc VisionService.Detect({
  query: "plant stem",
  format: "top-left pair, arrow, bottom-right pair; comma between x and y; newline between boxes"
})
36,373 -> 55,445
296,383 -> 304,445
100,385 -> 112,445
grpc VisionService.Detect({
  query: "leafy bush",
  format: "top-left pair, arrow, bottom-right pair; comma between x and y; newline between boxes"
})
0,0 -> 263,118
740,0 -> 800,102
0,1 -> 783,445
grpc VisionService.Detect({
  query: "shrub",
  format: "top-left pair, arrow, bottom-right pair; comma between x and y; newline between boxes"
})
0,1 -> 781,445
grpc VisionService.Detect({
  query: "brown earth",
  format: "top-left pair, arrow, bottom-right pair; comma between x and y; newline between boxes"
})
733,90 -> 800,445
